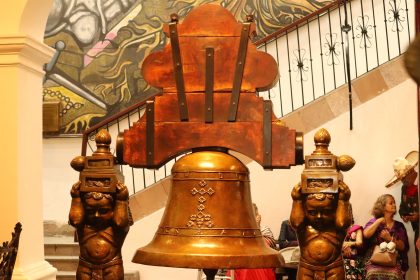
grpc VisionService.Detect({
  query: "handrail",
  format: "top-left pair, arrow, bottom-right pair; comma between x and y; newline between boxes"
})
254,0 -> 343,46
81,91 -> 162,156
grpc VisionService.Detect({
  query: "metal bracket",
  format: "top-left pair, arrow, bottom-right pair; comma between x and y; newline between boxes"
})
146,100 -> 155,166
169,21 -> 189,121
263,101 -> 272,167
228,22 -> 251,122
205,48 -> 214,123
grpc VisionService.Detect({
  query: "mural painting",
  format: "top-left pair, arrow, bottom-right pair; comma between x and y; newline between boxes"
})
43,0 -> 333,134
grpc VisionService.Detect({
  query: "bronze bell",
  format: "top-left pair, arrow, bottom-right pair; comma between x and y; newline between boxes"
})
132,151 -> 284,269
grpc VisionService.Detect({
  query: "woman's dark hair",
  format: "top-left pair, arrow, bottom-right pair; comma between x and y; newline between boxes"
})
371,194 -> 394,218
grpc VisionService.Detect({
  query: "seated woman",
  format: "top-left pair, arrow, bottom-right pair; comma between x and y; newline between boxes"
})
342,205 -> 365,279
363,194 -> 409,280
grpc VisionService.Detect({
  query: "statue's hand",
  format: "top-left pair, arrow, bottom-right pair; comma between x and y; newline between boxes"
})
291,183 -> 302,200
338,181 -> 351,201
70,181 -> 81,198
116,182 -> 129,200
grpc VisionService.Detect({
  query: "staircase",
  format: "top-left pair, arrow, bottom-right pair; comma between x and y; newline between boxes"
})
44,223 -> 140,280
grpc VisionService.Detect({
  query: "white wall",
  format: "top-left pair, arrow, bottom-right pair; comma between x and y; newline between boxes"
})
43,78 -> 419,279
250,79 -> 419,279
43,137 -> 82,221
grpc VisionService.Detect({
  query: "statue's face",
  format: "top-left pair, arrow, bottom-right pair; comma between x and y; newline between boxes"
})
84,197 -> 113,227
305,197 -> 335,229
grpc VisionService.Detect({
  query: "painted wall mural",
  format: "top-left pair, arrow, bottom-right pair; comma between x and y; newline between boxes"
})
43,0 -> 333,134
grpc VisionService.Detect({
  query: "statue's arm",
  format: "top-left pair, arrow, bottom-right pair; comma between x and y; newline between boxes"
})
113,182 -> 130,230
290,183 -> 305,230
335,181 -> 351,229
69,181 -> 84,227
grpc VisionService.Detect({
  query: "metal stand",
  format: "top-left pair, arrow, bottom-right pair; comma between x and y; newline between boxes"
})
203,269 -> 218,280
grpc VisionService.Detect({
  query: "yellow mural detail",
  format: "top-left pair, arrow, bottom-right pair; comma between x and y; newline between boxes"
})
43,86 -> 106,133
64,113 -> 104,134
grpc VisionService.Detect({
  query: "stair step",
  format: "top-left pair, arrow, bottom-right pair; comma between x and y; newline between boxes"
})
44,236 -> 139,279
46,255 -> 78,271
44,243 -> 79,256
56,271 -> 75,280
56,270 -> 140,280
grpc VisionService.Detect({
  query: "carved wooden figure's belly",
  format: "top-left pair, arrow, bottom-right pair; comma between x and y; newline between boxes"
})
303,237 -> 337,263
82,236 -> 115,262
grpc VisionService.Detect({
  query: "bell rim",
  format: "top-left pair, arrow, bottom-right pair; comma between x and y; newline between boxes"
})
132,246 -> 284,269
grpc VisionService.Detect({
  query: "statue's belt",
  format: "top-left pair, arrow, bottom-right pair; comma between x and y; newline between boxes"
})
79,256 -> 122,270
299,258 -> 343,279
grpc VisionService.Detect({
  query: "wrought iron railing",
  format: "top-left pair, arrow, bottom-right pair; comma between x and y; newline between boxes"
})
255,0 -> 414,117
81,0 -> 415,195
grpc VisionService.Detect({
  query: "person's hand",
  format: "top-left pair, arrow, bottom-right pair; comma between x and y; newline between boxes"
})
70,181 -> 81,198
338,181 -> 351,201
116,182 -> 129,200
342,241 -> 352,250
379,229 -> 392,242
342,246 -> 352,258
291,183 -> 302,200
401,215 -> 409,222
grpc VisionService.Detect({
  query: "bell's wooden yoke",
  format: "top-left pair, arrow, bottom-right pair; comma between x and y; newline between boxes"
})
117,4 -> 303,169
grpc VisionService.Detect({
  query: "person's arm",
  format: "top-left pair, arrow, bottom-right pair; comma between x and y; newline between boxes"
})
396,222 -> 409,253
278,221 -> 288,249
354,228 -> 363,247
287,240 -> 299,247
363,217 -> 384,239
342,228 -> 363,250
399,184 -> 409,222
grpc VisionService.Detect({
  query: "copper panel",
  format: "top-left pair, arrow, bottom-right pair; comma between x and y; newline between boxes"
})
123,121 -> 296,168
119,4 -> 303,170
142,38 -> 278,93
152,93 -> 263,122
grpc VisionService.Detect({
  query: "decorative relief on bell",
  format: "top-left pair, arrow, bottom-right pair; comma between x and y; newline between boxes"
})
199,180 -> 207,187
188,182 -> 215,228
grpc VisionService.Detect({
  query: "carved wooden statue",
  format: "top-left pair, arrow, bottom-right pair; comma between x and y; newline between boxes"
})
290,128 -> 354,280
69,129 -> 132,280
